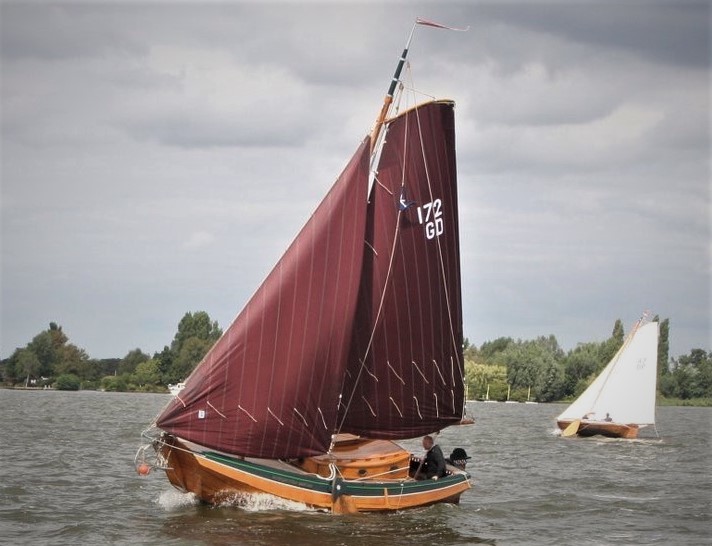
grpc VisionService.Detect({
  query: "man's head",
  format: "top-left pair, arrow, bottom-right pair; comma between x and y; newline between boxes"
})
422,435 -> 434,449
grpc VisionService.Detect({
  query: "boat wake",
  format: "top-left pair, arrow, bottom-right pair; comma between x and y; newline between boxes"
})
156,489 -> 314,513
593,436 -> 664,445
214,492 -> 314,512
156,490 -> 200,510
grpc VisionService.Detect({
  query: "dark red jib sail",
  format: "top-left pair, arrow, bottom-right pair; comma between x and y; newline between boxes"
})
156,139 -> 371,459
338,100 -> 464,439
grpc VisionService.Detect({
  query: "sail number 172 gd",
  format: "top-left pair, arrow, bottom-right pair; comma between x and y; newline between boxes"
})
417,199 -> 444,239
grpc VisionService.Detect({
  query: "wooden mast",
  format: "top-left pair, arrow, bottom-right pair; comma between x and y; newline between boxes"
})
369,22 -> 416,152
369,18 -> 468,153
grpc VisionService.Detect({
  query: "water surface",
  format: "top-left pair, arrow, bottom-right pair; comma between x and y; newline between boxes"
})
1,390 -> 709,544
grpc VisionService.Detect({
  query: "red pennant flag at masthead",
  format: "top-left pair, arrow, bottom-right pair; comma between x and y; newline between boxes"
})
416,17 -> 470,32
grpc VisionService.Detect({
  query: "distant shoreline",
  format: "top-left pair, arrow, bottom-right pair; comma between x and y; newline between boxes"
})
3,385 -> 710,407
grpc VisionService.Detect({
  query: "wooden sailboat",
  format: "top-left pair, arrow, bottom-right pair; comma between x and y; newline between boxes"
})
136,20 -> 471,513
557,315 -> 659,439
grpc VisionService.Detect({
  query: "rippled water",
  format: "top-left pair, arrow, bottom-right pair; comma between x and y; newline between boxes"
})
1,390 -> 710,545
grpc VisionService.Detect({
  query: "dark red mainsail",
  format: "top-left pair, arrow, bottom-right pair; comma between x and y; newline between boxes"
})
156,100 -> 463,458
338,100 -> 464,439
156,139 -> 371,458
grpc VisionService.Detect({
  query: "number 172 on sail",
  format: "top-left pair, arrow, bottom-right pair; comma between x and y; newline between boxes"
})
417,198 -> 445,239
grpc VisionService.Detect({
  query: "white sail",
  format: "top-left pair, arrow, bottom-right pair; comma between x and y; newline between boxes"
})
558,321 -> 659,425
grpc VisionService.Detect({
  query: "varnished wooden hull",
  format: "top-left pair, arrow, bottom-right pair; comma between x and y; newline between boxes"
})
156,435 -> 471,514
557,420 -> 640,439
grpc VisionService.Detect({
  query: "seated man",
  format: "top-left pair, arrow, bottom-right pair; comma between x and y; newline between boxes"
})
414,435 -> 446,480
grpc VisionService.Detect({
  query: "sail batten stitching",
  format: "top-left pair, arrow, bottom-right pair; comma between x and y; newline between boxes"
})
207,401 -> 227,419
317,407 -> 328,429
413,396 -> 423,419
434,393 -> 439,418
293,408 -> 309,428
364,240 -> 378,256
411,360 -> 429,384
237,404 -> 258,423
362,396 -> 377,417
267,408 -> 284,426
389,396 -> 403,417
432,359 -> 447,386
387,361 -> 406,385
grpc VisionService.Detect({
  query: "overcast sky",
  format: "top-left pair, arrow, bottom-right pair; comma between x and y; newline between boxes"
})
1,1 -> 709,361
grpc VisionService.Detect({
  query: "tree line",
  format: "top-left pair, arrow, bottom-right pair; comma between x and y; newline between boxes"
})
0,312 -> 221,392
464,317 -> 712,405
1,314 -> 710,404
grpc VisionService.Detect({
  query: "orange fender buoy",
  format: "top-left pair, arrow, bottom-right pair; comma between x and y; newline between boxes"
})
136,463 -> 151,476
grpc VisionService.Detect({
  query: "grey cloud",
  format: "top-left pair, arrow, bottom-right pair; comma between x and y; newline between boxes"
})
1,1 -> 709,360
475,2 -> 710,69
0,3 -> 148,60
120,109 -> 310,149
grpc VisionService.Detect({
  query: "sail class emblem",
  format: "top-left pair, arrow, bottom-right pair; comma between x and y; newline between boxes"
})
398,187 -> 416,211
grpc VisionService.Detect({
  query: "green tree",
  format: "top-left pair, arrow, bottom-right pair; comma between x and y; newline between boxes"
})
27,331 -> 57,378
479,337 -> 513,364
499,336 -> 564,402
3,324 -> 69,384
101,374 -> 129,392
55,373 -> 81,391
162,311 -> 222,383
154,346 -> 174,385
668,349 -> 712,399
563,342 -> 602,397
464,361 -> 507,400
656,317 -> 670,377
17,349 -> 40,384
463,338 -> 478,362
171,311 -> 222,355
132,359 -> 161,388
1,352 -> 20,383
118,348 -> 150,375
54,344 -> 93,379
598,319 -> 624,369
97,358 -> 121,377
48,322 -> 68,350
169,337 -> 213,383
535,359 -> 566,402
